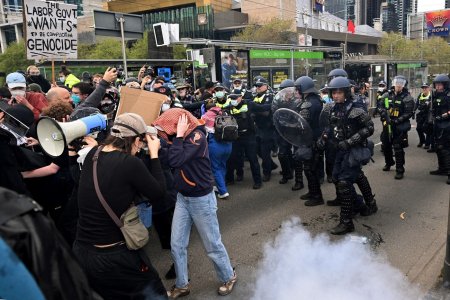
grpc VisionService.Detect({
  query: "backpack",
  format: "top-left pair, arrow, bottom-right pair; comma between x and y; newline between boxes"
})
214,112 -> 239,142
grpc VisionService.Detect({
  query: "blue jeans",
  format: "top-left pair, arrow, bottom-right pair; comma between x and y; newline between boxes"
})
171,191 -> 234,288
208,135 -> 232,195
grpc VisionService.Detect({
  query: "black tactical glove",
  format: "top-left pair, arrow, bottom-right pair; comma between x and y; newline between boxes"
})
338,140 -> 350,151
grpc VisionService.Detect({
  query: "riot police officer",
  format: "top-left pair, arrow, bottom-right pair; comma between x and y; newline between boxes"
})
226,90 -> 263,189
379,75 -> 415,179
415,83 -> 432,148
327,68 -> 348,83
429,74 -> 450,185
293,76 -> 324,206
249,77 -> 277,182
272,80 -> 304,190
324,77 -> 375,234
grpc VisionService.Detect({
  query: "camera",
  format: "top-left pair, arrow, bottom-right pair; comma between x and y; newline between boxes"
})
144,65 -> 155,77
115,65 -> 125,79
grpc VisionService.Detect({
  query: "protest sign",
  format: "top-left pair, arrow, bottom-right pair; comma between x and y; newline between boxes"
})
116,87 -> 166,125
24,0 -> 78,60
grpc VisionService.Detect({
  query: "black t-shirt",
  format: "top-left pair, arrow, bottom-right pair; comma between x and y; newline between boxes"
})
76,147 -> 166,245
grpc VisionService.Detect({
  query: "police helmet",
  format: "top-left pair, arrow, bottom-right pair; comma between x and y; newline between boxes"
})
392,75 -> 408,89
327,77 -> 352,99
294,76 -> 317,94
433,74 -> 450,90
279,79 -> 295,89
327,68 -> 348,82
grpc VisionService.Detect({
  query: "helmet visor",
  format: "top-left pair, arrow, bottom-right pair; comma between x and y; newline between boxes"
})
392,78 -> 406,88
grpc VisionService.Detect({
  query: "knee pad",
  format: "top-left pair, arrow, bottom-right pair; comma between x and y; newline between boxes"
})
336,180 -> 351,191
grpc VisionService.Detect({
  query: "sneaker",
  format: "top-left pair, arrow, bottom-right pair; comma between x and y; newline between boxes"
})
167,284 -> 190,299
217,192 -> 230,199
218,271 -> 237,296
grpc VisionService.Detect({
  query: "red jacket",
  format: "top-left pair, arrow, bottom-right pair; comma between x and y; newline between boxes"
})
26,92 -> 48,120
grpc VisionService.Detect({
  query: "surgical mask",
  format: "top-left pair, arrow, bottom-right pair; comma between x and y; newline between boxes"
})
10,89 -> 26,98
230,100 -> 238,106
215,91 -> 225,98
233,85 -> 242,90
59,76 -> 66,82
321,95 -> 330,102
161,103 -> 171,112
377,87 -> 385,92
71,94 -> 81,105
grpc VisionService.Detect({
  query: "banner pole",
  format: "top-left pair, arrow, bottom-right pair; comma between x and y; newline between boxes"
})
51,59 -> 55,85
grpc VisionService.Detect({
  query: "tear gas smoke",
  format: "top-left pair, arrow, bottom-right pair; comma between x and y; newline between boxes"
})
251,218 -> 422,300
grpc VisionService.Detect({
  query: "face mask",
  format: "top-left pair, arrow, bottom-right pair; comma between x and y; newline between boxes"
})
321,95 -> 330,102
161,103 -> 171,112
230,100 -> 238,106
30,75 -> 40,80
71,94 -> 81,105
170,79 -> 177,84
59,76 -> 66,82
234,85 -> 242,90
10,89 -> 26,98
215,91 -> 225,99
377,87 -> 385,92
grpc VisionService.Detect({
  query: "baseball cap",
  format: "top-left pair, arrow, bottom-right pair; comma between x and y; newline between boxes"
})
6,72 -> 27,89
421,83 -> 429,88
111,113 -> 147,138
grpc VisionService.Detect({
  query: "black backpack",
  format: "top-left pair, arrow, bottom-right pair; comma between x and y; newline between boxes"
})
214,111 -> 239,142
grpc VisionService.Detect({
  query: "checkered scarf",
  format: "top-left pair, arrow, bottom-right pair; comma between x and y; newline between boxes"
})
152,108 -> 204,141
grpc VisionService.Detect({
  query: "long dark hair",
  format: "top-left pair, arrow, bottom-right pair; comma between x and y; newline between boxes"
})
59,65 -> 71,76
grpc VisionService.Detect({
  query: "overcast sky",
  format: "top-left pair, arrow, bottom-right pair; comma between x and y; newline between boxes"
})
417,0 -> 445,12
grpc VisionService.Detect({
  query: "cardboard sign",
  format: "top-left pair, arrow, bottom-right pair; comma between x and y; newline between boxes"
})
116,87 -> 166,125
24,0 -> 78,60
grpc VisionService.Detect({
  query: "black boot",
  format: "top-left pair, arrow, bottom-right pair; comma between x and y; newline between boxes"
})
360,199 -> 378,216
394,149 -> 405,180
292,181 -> 304,191
330,220 -> 355,235
278,154 -> 293,184
447,176 -> 450,185
327,198 -> 341,206
330,181 -> 355,235
300,192 -> 310,200
383,162 -> 395,171
304,195 -> 324,206
355,172 -> 375,207
292,160 -> 304,191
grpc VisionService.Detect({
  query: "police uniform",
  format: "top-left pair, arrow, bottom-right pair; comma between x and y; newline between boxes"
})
415,90 -> 432,148
430,75 -> 450,184
225,98 -> 263,189
379,86 -> 415,179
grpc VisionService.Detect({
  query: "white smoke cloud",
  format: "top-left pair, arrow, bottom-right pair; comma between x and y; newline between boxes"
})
251,218 -> 423,300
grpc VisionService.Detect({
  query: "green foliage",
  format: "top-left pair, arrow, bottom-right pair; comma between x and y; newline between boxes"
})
378,32 -> 450,74
0,41 -> 34,81
173,44 -> 187,60
84,38 -> 123,59
231,18 -> 295,44
128,32 -> 148,59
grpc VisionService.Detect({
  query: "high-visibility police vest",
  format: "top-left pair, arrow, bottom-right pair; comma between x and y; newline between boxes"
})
418,93 -> 431,103
230,104 -> 249,115
215,99 -> 231,109
253,94 -> 268,104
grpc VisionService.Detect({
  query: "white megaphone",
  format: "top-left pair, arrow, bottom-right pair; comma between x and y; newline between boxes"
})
36,114 -> 107,157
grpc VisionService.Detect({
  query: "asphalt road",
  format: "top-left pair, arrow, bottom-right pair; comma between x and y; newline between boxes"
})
145,119 -> 450,300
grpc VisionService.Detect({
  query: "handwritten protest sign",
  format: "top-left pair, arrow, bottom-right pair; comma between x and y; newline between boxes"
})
24,0 -> 78,60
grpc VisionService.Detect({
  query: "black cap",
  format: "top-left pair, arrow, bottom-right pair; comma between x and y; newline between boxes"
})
421,83 -> 429,88
254,77 -> 268,87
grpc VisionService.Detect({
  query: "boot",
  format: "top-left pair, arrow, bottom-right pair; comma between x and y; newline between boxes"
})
292,160 -> 304,191
382,162 -> 395,171
327,198 -> 341,206
278,154 -> 293,184
360,199 -> 378,216
394,149 -> 405,180
431,149 -> 447,176
330,220 -> 355,235
300,192 -> 310,200
330,182 -> 355,235
355,172 -> 375,206
292,181 -> 304,191
430,169 -> 446,175
304,195 -> 324,206
447,176 -> 450,185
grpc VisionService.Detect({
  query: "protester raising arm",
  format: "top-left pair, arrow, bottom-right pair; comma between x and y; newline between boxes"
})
73,67 -> 117,113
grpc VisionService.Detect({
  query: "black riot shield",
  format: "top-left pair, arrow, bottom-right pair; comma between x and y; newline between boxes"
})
273,108 -> 313,147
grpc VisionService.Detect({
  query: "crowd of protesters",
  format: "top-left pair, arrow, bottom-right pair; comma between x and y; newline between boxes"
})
0,63 -> 449,299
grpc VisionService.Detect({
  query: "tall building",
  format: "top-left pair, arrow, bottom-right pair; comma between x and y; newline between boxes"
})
326,0 -> 368,25
367,0 -> 382,26
381,0 -> 398,32
396,0 -> 413,34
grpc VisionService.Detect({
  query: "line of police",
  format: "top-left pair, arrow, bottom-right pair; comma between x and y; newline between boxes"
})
375,74 -> 450,185
183,70 -> 449,235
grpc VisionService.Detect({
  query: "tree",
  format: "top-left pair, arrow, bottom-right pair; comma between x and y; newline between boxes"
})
378,32 -> 450,74
0,41 -> 34,78
84,38 -> 123,59
231,18 -> 295,44
128,32 -> 148,59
